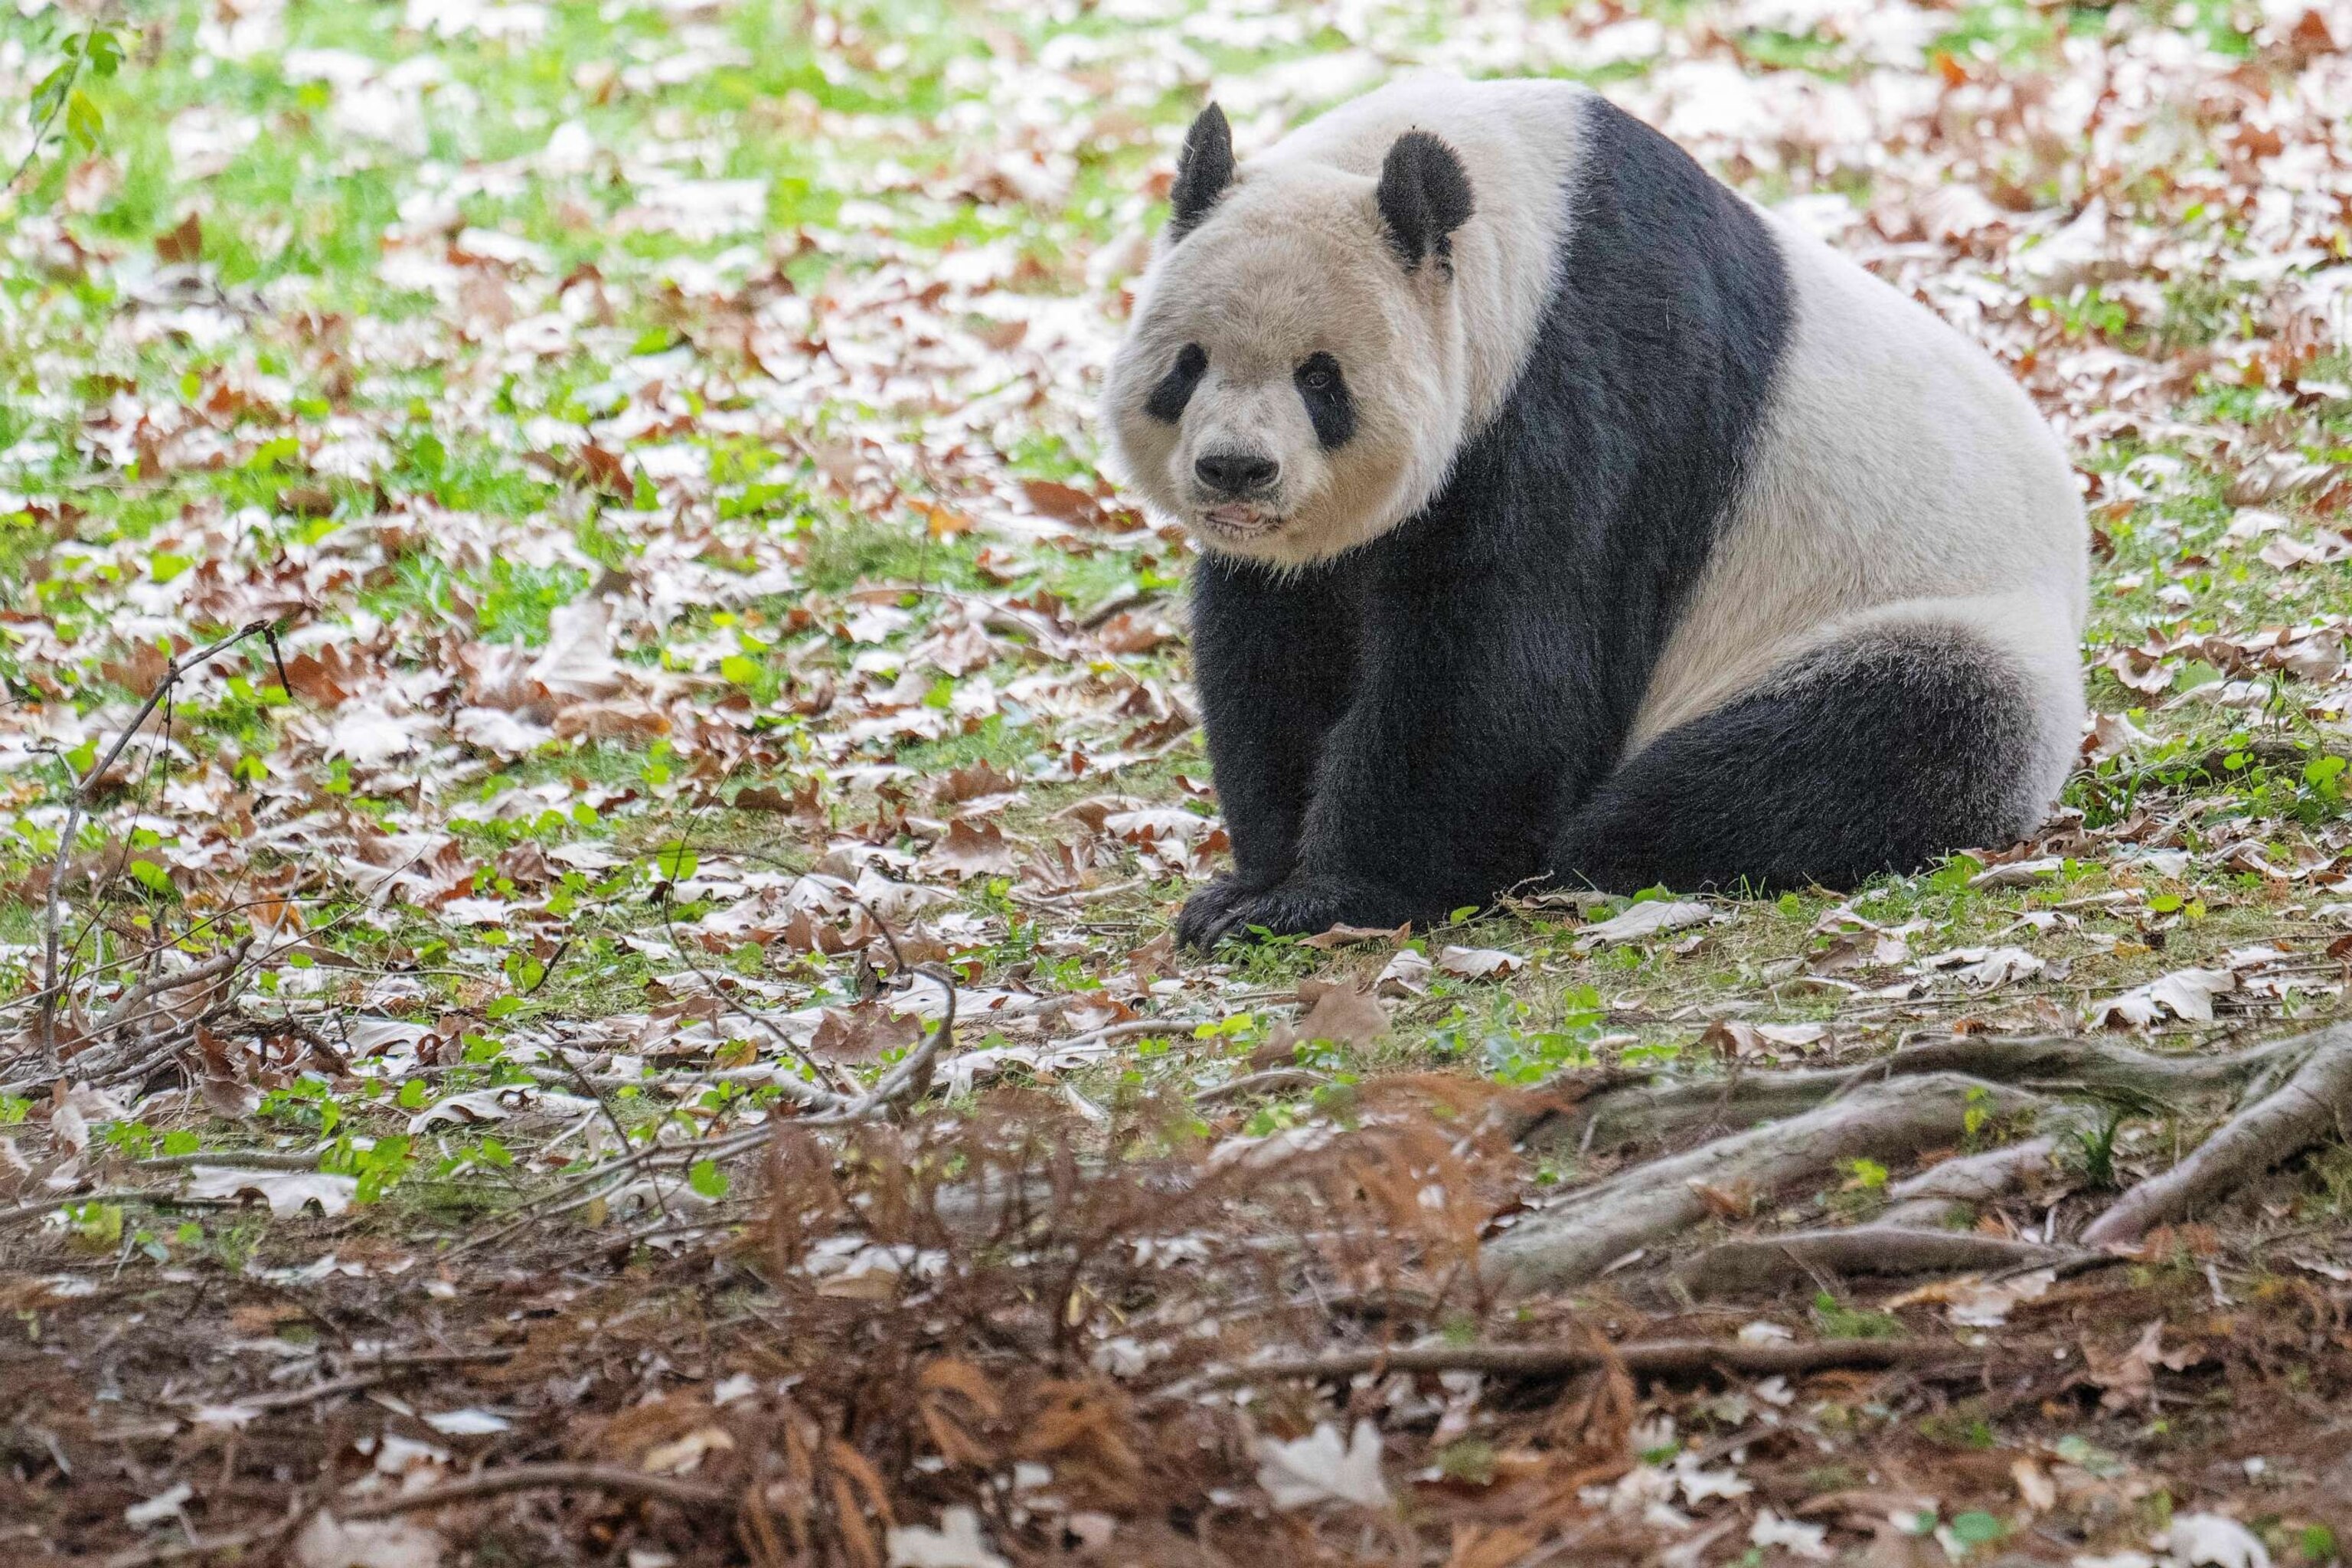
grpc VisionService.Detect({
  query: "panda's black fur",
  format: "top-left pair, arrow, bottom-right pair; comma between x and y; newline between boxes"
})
1099,81 -> 2085,949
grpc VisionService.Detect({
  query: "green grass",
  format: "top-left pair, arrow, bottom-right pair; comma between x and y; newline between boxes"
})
0,0 -> 2347,1239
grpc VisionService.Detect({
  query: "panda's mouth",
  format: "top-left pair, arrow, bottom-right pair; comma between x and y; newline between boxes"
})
1200,502 -> 1283,537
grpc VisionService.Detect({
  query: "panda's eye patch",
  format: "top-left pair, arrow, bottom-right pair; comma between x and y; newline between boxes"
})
1145,343 -> 1208,423
1293,352 -> 1355,450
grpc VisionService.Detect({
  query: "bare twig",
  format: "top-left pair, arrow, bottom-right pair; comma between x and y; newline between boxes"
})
1175,1334 -> 1979,1396
39,621 -> 274,1063
337,1462 -> 727,1518
1197,1067 -> 1330,1105
201,1348 -> 515,1416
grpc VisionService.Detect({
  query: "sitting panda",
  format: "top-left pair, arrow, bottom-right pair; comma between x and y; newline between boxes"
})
1099,76 -> 2089,949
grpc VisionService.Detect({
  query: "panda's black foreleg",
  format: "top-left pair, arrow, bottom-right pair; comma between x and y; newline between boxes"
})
1175,554 -> 1365,949
1183,569 -> 1581,947
1548,629 -> 2046,894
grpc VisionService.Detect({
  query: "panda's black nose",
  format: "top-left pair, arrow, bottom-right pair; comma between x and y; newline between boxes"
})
1194,450 -> 1279,496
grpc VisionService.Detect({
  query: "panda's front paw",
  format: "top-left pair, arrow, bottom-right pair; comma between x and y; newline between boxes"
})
1177,875 -> 1402,951
1175,875 -> 1266,952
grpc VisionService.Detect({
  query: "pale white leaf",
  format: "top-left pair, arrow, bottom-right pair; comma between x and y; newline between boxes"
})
1749,1508 -> 1833,1561
1575,900 -> 1718,950
886,1506 -> 1012,1568
125,1482 -> 194,1527
293,1512 -> 444,1568
1435,944 -> 1525,978
2161,1514 -> 2272,1568
2087,967 -> 2237,1028
421,1408 -> 511,1436
186,1167 -> 358,1218
1255,1418 -> 1393,1511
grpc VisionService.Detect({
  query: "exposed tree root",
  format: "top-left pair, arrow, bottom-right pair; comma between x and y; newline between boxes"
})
1513,1033 -> 2307,1157
1517,1067 -> 1854,1151
1873,1101 -> 2103,1228
1676,1227 -> 2086,1296
1872,1033 -> 2315,1101
1494,1025 -> 2352,1297
1483,1074 -> 2047,1292
2082,1025 -> 2352,1248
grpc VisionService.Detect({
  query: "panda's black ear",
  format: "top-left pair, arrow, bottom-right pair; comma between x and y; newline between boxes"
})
1375,130 -> 1475,273
1168,103 -> 1234,240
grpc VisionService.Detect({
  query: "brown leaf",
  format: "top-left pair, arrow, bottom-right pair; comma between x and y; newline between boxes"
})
1019,479 -> 1104,526
928,818 -> 1018,880
155,211 -> 203,264
2083,1318 -> 2166,1412
1093,611 -> 1173,654
1125,932 -> 1178,982
1300,923 -> 1412,951
931,760 -> 1023,805
734,777 -> 826,822
1700,1019 -> 1765,1060
809,1002 -> 923,1063
1687,1179 -> 1758,1220
1264,977 -> 1390,1056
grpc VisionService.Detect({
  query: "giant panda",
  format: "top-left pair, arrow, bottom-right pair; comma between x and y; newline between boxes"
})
1098,75 -> 2089,950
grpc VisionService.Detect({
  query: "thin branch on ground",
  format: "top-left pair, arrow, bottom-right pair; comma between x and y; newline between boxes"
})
38,621 -> 275,1065
1175,1334 -> 1984,1397
336,1462 -> 727,1519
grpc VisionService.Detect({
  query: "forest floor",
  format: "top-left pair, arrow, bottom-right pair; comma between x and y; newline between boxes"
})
5,0 -> 2352,1563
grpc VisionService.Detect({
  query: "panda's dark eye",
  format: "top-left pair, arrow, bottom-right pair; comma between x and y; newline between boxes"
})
1293,352 -> 1354,451
1145,343 -> 1208,423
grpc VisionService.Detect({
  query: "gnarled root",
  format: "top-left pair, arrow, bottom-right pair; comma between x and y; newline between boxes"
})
1514,1034 -> 2306,1158
1676,1227 -> 2085,1296
1872,1101 -> 2104,1228
1482,1073 -> 2047,1292
2081,1025 -> 2352,1249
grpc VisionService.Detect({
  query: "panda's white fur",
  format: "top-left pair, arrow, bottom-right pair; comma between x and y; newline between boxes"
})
1106,77 -> 1584,565
1104,74 -> 2089,939
1635,207 -> 2089,835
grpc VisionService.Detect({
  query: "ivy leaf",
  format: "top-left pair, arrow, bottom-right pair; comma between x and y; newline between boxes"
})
64,88 -> 103,152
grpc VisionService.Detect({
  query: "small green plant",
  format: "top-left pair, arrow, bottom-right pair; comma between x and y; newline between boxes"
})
1811,1291 -> 1900,1340
2073,1115 -> 2124,1188
8,21 -> 128,194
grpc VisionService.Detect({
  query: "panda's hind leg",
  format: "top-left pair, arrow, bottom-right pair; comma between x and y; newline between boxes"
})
1550,625 -> 2060,894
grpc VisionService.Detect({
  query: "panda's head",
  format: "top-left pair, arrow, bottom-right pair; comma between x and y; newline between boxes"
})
1102,104 -> 1476,567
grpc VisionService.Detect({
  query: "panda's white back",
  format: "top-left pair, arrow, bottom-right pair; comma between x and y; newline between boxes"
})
1628,207 -> 2089,822
1253,76 -> 2087,817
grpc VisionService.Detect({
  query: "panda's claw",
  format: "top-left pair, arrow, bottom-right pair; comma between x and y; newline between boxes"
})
1175,875 -> 1257,952
1178,875 -> 1406,951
